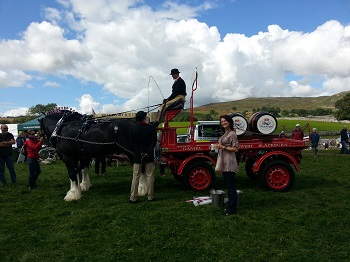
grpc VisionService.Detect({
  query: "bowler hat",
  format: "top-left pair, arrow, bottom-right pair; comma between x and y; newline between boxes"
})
170,68 -> 180,75
135,111 -> 147,122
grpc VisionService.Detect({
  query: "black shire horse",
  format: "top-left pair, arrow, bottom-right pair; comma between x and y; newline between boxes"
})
40,108 -> 136,201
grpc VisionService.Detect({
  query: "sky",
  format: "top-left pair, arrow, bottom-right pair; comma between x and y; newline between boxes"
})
1,0 -> 350,117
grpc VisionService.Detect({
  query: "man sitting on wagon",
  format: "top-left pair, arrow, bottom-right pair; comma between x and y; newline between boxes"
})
154,68 -> 187,125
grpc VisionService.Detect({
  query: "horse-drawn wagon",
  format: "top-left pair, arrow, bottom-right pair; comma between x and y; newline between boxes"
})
158,108 -> 309,192
157,72 -> 309,192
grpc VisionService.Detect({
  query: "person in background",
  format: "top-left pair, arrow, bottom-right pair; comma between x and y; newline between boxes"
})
214,115 -> 240,216
95,157 -> 107,175
155,132 -> 166,177
129,111 -> 157,203
291,124 -> 304,140
24,131 -> 43,189
278,130 -> 287,138
0,124 -> 17,186
154,68 -> 187,124
310,128 -> 320,157
16,131 -> 26,153
340,125 -> 349,154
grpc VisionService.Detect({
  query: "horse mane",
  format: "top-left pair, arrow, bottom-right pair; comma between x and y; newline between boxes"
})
44,107 -> 79,116
44,107 -> 137,122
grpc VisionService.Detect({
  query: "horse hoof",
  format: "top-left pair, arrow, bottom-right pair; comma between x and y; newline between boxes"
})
64,191 -> 82,201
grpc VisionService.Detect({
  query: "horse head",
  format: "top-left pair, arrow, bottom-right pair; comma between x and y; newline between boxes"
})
39,107 -> 86,143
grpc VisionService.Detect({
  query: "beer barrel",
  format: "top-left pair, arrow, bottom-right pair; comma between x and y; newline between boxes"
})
229,113 -> 248,136
248,112 -> 277,135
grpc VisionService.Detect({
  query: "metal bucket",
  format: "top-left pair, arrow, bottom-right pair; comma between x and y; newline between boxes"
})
210,190 -> 225,207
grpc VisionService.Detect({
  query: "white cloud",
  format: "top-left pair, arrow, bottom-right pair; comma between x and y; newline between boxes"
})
323,76 -> 350,94
77,94 -> 100,114
44,81 -> 61,88
1,1 -> 350,116
0,69 -> 32,88
1,107 -> 28,117
289,81 -> 320,97
0,21 -> 92,73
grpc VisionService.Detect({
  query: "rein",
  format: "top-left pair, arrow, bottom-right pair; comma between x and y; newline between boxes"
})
52,134 -> 134,155
91,103 -> 162,120
49,112 -> 134,155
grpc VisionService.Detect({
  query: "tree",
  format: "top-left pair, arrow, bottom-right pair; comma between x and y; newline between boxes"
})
204,114 -> 213,121
209,109 -> 218,118
28,103 -> 57,116
281,109 -> 290,116
334,93 -> 350,120
0,119 -> 11,124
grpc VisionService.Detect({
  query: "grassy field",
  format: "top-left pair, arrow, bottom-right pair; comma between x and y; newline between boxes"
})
171,119 -> 346,136
1,149 -> 349,262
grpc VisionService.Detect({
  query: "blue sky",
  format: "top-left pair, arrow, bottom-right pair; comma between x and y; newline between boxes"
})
1,0 -> 350,117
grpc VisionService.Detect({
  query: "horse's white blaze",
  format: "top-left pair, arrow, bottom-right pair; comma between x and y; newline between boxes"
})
80,167 -> 91,191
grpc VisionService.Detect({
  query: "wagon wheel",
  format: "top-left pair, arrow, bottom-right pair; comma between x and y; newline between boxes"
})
50,151 -> 57,161
260,160 -> 295,192
39,149 -> 50,160
245,158 -> 259,180
183,162 -> 215,192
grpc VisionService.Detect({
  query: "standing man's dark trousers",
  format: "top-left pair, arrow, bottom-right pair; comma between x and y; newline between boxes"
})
95,157 -> 106,175
340,141 -> 349,154
0,155 -> 17,185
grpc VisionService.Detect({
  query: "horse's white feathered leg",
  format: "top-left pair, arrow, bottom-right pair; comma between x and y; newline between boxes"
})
80,167 -> 91,191
64,175 -> 82,201
67,179 -> 74,195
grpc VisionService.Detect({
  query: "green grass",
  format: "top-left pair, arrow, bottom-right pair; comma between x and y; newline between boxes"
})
172,119 -> 345,135
1,150 -> 349,262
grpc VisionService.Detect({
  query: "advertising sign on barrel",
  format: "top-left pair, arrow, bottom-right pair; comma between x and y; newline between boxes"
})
229,113 -> 248,136
248,112 -> 277,135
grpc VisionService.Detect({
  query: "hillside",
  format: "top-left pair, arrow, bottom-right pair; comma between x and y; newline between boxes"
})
185,91 -> 350,115
1,91 -> 349,124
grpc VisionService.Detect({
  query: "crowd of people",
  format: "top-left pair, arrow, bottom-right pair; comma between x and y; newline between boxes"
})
280,123 -> 350,155
0,126 -> 44,188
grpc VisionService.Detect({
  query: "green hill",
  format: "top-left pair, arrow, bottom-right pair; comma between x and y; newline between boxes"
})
185,91 -> 350,116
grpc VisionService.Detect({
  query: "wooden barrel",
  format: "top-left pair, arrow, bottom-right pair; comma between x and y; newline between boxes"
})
248,112 -> 277,135
229,113 -> 248,136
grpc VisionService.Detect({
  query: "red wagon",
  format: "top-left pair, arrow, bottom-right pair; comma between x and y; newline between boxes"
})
157,71 -> 309,192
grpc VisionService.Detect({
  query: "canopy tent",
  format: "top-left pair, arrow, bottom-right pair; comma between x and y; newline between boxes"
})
17,116 -> 44,131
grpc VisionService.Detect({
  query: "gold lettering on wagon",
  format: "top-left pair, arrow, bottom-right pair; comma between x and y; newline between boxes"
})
179,147 -> 203,151
239,145 -> 253,149
259,143 -> 289,148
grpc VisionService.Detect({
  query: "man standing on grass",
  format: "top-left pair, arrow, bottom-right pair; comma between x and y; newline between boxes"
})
310,128 -> 320,157
128,111 -> 157,203
340,125 -> 349,154
0,124 -> 17,186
